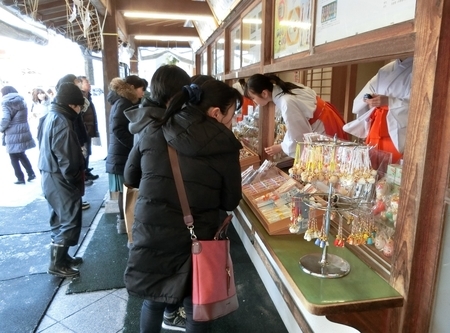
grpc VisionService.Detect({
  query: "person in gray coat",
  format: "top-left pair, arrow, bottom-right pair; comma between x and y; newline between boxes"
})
37,83 -> 86,278
0,86 -> 36,184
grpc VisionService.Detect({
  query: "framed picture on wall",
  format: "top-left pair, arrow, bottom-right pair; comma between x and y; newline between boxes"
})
274,0 -> 312,59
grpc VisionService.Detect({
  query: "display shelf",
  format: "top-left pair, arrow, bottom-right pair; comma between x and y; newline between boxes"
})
242,168 -> 297,235
239,145 -> 260,171
234,200 -> 403,316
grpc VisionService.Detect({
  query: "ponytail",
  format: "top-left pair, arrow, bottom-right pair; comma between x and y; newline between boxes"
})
246,73 -> 303,98
158,80 -> 243,127
156,89 -> 191,128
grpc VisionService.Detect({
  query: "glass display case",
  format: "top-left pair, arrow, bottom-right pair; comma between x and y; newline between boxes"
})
230,25 -> 241,71
193,19 -> 218,44
210,44 -> 216,76
200,51 -> 208,75
211,38 -> 225,76
241,3 -> 262,67
207,0 -> 241,23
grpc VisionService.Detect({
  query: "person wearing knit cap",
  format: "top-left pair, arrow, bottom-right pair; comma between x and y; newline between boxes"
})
37,82 -> 86,278
54,82 -> 85,105
55,74 -> 79,91
54,74 -> 93,210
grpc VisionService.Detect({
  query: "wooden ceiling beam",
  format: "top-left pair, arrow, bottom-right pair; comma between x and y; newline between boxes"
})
38,0 -> 105,16
89,0 -> 106,16
127,25 -> 198,37
37,1 -> 66,11
40,10 -> 67,22
116,0 -> 212,16
116,12 -> 128,43
135,40 -> 191,48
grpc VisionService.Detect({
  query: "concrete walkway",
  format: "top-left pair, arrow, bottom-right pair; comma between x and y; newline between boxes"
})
0,141 -> 131,333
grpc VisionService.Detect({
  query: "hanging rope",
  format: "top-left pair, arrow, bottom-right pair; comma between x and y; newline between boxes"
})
63,0 -> 102,51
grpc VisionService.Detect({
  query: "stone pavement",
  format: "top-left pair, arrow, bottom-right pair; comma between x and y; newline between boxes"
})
0,142 -> 113,333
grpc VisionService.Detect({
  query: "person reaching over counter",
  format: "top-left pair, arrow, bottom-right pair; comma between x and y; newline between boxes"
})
245,74 -> 348,158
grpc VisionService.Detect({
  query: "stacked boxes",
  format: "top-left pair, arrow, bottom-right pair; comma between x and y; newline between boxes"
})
386,164 -> 402,186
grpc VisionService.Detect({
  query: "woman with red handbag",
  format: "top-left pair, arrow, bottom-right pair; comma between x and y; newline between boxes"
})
124,75 -> 243,333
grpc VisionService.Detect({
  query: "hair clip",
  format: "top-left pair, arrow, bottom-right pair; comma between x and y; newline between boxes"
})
183,84 -> 202,104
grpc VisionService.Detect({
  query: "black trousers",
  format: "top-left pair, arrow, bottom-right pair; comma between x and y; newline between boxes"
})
9,152 -> 34,181
84,136 -> 92,170
42,172 -> 82,246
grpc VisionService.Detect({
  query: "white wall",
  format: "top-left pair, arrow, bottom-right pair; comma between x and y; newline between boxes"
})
429,205 -> 450,332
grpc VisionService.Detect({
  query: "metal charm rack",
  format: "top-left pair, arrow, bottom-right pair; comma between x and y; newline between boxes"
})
299,187 -> 359,278
294,138 -> 368,278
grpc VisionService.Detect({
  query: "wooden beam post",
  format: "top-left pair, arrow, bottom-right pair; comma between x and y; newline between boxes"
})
391,0 -> 450,332
101,0 -> 119,149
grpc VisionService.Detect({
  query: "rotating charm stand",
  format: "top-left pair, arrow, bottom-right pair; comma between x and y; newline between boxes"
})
299,183 -> 360,278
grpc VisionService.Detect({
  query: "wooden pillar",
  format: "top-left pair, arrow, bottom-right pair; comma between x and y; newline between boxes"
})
261,0 -> 273,70
391,0 -> 450,332
130,53 -> 138,75
259,103 -> 275,162
101,0 -> 119,148
207,44 -> 212,75
330,64 -> 358,122
330,65 -> 348,118
342,64 -> 357,123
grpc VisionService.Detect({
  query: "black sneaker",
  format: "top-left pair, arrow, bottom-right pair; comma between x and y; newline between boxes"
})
162,308 -> 186,332
28,174 -> 36,181
82,201 -> 90,210
14,180 -> 25,185
85,172 -> 99,180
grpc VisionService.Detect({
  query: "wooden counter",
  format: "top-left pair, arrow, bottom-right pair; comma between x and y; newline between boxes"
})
233,200 -> 403,332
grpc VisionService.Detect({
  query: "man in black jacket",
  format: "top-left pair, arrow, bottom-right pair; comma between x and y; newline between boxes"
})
55,74 -> 92,210
78,75 -> 100,181
38,83 -> 86,278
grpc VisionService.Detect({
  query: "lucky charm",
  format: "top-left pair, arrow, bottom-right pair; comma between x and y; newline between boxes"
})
374,233 -> 386,251
382,239 -> 394,257
372,179 -> 389,215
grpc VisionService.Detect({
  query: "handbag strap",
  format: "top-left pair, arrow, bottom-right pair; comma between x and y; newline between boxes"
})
167,145 -> 195,231
168,144 -> 233,240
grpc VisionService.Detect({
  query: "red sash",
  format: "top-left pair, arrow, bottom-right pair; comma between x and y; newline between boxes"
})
365,106 -> 402,163
309,97 -> 348,140
241,97 -> 254,116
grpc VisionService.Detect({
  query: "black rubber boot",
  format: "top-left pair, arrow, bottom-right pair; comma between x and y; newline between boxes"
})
48,244 -> 79,277
66,254 -> 83,266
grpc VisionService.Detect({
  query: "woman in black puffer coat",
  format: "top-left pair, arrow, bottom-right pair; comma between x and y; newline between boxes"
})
0,86 -> 36,184
124,80 -> 243,333
105,75 -> 145,233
